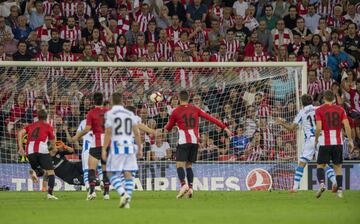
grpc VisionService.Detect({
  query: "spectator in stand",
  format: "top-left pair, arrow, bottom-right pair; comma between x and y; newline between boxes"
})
327,4 -> 346,33
81,18 -> 95,45
232,0 -> 248,18
166,0 -> 187,25
2,31 -> 18,55
5,5 -> 20,30
26,31 -> 40,56
243,130 -> 266,161
156,5 -> 171,29
135,3 -> 155,32
36,15 -> 54,42
145,20 -> 159,44
207,19 -> 223,52
230,125 -> 249,157
328,43 -> 354,83
243,4 -> 259,32
150,135 -> 172,162
125,21 -> 143,46
12,16 -> 32,41
314,17 -> 332,42
293,17 -> 312,45
209,125 -> 230,159
304,4 -> 321,34
13,41 -> 32,61
60,16 -> 82,53
271,19 -> 293,54
271,0 -> 289,19
307,69 -> 321,100
59,40 -> 77,61
27,0 -> 45,30
283,5 -> 300,30
242,105 -> 257,138
318,67 -> 336,92
344,3 -> 360,27
231,15 -> 251,47
0,16 -> 13,41
260,4 -> 278,31
344,22 -> 360,64
48,29 -> 64,55
310,34 -> 323,54
256,19 -> 273,55
35,41 -> 53,61
74,1 -> 89,29
288,33 -> 304,56
186,0 -> 208,27
244,31 -> 258,57
80,44 -> 96,61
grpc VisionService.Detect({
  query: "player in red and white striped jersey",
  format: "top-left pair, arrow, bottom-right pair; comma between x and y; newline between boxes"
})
60,16 -> 81,48
72,92 -> 110,200
135,3 -> 154,32
315,90 -> 353,198
164,90 -> 231,198
18,110 -> 57,199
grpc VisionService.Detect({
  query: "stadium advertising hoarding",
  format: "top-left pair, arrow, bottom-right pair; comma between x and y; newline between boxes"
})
1,162 -> 359,191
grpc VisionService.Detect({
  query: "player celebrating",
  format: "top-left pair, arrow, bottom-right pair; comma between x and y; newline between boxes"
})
315,90 -> 354,198
276,94 -> 337,192
72,92 -> 110,200
164,90 -> 232,199
17,110 -> 58,199
102,93 -> 142,209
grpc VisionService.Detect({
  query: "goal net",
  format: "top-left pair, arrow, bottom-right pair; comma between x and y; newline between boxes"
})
0,61 -> 306,191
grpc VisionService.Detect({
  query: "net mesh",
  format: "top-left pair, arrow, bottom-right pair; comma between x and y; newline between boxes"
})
0,62 -> 305,191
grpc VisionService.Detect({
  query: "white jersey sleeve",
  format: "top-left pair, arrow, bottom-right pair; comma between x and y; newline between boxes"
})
78,119 -> 93,151
294,105 -> 316,140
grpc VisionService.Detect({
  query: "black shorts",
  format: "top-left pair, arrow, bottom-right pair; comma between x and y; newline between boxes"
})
317,145 -> 343,165
176,144 -> 198,163
89,147 -> 106,164
28,153 -> 54,171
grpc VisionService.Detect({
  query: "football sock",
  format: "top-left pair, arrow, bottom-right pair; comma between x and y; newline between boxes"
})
317,168 -> 325,185
325,166 -> 336,185
336,175 -> 343,190
97,165 -> 103,180
124,179 -> 134,199
177,167 -> 186,186
110,175 -> 125,196
47,174 -> 55,195
293,166 -> 304,190
83,169 -> 89,189
88,169 -> 96,194
186,168 -> 194,189
102,171 -> 110,195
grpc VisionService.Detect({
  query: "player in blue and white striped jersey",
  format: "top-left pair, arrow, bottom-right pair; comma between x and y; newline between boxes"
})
276,94 -> 337,192
102,93 -> 143,209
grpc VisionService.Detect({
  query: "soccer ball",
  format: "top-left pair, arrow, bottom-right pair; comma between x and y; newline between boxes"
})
149,92 -> 163,103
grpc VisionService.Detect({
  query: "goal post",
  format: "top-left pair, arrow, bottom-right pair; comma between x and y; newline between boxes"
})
0,61 -> 307,191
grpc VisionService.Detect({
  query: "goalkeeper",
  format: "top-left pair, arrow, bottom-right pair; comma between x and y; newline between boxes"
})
30,140 -> 85,186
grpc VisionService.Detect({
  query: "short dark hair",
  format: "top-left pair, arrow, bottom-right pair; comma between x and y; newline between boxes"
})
112,92 -> 123,105
93,92 -> 103,105
38,109 -> 47,121
179,90 -> 189,102
323,90 -> 335,102
301,94 -> 313,107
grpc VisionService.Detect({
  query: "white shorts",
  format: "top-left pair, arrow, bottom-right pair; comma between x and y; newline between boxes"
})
82,149 -> 90,171
300,137 -> 316,163
106,153 -> 138,172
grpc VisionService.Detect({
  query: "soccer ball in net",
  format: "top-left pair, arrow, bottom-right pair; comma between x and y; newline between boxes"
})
149,92 -> 164,103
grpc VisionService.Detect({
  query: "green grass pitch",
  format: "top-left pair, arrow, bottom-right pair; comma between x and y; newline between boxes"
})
0,191 -> 359,224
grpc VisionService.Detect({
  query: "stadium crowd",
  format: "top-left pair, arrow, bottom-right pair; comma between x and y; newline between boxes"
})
0,0 -> 359,164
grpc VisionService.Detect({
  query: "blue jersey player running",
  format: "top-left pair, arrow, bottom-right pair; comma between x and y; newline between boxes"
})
276,94 -> 337,192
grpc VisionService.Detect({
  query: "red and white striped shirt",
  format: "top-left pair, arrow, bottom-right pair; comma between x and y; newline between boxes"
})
59,52 -> 77,61
43,0 -> 55,15
210,53 -> 232,62
256,104 -> 272,117
92,69 -> 120,101
220,16 -> 235,29
156,40 -> 173,60
245,143 -> 265,161
60,1 -> 77,17
60,26 -> 81,47
297,1 -> 308,17
317,78 -> 335,92
166,26 -> 183,43
327,16 -> 346,29
315,104 -> 347,145
90,40 -> 106,55
36,24 -> 54,42
223,39 -> 240,55
116,45 -> 129,60
251,52 -> 270,62
144,102 -> 160,118
147,52 -> 160,61
35,52 -> 53,61
128,68 -> 156,90
175,40 -> 190,51
208,5 -> 223,19
260,126 -> 275,149
117,15 -> 130,34
317,0 -> 337,17
307,81 -> 321,97
273,29 -> 292,50
135,11 -> 154,32
174,68 -> 193,89
131,44 -> 148,58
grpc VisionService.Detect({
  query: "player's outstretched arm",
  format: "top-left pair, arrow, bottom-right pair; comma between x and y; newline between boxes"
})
17,128 -> 26,156
137,123 -> 157,136
198,109 -> 232,136
343,118 -> 354,153
72,125 -> 91,142
133,124 -> 143,159
275,117 -> 298,131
